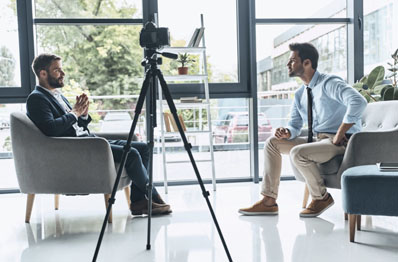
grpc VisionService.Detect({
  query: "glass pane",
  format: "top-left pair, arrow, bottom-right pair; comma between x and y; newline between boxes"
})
256,24 -> 347,177
256,0 -> 346,18
34,0 -> 142,18
158,0 -> 238,83
0,1 -> 21,87
0,104 -> 25,189
152,98 -> 251,183
36,24 -> 144,132
363,0 -> 396,75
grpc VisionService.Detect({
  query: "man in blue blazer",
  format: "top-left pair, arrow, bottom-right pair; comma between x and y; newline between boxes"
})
27,53 -> 171,216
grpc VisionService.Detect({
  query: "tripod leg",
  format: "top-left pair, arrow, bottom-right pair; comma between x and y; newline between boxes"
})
146,73 -> 157,250
92,69 -> 153,262
156,69 -> 233,261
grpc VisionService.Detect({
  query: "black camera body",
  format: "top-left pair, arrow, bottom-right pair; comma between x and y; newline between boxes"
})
139,21 -> 170,49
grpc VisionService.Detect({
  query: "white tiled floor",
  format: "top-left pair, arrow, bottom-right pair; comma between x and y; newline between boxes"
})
1,181 -> 398,262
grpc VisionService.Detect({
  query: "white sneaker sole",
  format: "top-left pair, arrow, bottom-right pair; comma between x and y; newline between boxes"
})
299,201 -> 334,218
238,210 -> 278,216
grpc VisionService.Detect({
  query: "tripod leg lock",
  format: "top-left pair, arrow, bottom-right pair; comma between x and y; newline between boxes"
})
123,144 -> 131,151
184,143 -> 193,151
108,198 -> 116,205
146,184 -> 153,191
203,191 -> 210,197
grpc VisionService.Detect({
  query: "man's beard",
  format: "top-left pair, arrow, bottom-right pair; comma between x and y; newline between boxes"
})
288,67 -> 304,77
47,74 -> 64,88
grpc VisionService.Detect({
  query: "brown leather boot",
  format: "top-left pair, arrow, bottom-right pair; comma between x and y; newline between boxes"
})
153,194 -> 166,205
130,199 -> 171,216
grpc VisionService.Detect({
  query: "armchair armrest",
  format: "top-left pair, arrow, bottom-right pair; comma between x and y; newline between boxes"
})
93,132 -> 138,141
337,128 -> 398,177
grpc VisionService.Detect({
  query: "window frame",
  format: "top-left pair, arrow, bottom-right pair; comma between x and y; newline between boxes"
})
0,0 -> 35,103
249,0 -> 363,182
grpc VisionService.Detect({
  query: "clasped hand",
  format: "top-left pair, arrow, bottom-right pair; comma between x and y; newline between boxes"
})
72,93 -> 89,117
275,127 -> 291,140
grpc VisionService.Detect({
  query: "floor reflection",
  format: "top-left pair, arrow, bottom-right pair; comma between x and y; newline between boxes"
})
21,213 -> 171,262
239,215 -> 284,262
292,218 -> 337,262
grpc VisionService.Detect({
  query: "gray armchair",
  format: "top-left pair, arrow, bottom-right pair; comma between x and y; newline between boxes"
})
291,100 -> 398,208
10,112 -> 132,223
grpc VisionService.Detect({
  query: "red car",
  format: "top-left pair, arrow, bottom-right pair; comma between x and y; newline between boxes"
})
213,112 -> 272,143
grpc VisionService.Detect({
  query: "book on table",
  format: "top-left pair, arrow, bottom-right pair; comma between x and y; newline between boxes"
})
187,28 -> 200,47
187,27 -> 205,47
377,162 -> 398,171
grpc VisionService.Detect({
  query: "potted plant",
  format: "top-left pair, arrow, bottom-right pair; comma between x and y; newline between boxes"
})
177,53 -> 195,75
353,48 -> 398,102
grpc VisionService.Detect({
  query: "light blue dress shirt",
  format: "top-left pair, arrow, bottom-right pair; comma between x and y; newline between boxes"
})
287,71 -> 367,140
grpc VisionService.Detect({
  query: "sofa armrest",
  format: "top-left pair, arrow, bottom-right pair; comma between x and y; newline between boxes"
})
338,128 -> 398,177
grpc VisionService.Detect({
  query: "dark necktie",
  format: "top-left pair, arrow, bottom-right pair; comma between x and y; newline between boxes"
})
306,86 -> 313,143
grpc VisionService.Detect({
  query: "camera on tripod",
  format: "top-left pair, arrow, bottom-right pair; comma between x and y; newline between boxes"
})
139,21 -> 170,50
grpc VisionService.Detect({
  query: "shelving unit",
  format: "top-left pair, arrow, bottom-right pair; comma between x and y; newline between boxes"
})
157,15 -> 216,193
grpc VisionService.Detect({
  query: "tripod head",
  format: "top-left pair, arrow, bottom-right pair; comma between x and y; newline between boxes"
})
141,48 -> 178,68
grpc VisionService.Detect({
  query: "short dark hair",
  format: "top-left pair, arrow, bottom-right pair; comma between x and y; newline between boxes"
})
289,42 -> 319,70
31,53 -> 61,77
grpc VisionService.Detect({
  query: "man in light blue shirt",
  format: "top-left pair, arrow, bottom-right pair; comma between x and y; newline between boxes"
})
239,42 -> 367,217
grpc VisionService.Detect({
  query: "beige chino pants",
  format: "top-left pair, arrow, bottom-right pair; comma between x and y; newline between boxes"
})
261,133 -> 346,200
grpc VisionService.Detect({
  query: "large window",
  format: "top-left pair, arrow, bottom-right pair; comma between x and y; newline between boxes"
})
0,104 -> 25,190
34,0 -> 143,18
256,0 -> 346,18
0,1 -> 21,87
363,0 -> 396,74
0,0 -> 366,191
158,0 -> 238,83
256,24 -> 348,177
35,24 -> 144,132
34,0 -> 145,135
254,0 -> 350,179
152,98 -> 251,183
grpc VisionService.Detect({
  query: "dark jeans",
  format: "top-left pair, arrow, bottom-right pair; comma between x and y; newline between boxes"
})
108,140 -> 159,203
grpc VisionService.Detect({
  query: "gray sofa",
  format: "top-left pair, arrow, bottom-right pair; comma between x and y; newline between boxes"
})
291,100 -> 398,207
10,112 -> 132,223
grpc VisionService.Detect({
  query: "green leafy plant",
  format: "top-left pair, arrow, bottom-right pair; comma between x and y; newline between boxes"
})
353,48 -> 398,102
386,48 -> 398,87
177,53 -> 195,68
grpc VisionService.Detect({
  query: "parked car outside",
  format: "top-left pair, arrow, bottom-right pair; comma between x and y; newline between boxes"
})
0,118 -> 10,130
100,112 -> 182,142
100,112 -> 132,132
213,112 -> 272,144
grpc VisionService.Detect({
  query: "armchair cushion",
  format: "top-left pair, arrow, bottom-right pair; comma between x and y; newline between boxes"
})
342,165 -> 398,216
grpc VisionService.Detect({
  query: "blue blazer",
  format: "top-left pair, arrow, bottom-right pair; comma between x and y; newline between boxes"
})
26,86 -> 91,137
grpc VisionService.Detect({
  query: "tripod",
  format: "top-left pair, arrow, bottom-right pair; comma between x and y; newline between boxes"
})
93,49 -> 233,262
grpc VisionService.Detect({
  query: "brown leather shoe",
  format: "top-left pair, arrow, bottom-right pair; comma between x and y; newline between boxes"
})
238,200 -> 278,216
130,199 -> 171,216
153,194 -> 166,205
300,193 -> 334,218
